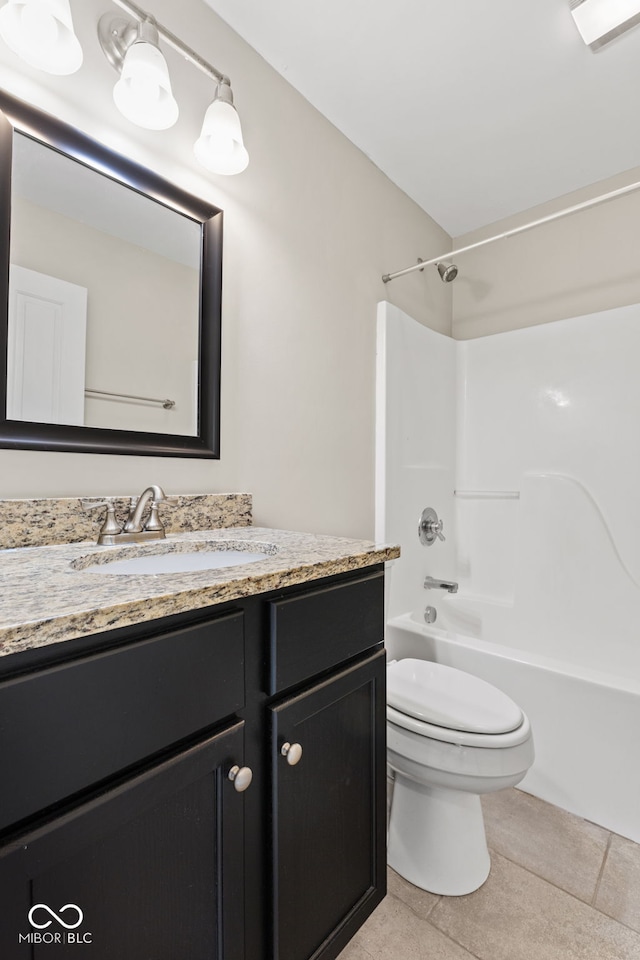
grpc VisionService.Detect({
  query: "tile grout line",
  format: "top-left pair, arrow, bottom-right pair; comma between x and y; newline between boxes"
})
386,847 -> 640,958
423,915 -> 487,960
427,920 -> 486,960
353,942 -> 376,960
423,851 -> 640,958
425,893 -> 443,920
384,888 -> 442,924
428,846 -> 640,939
456,846 -> 640,940
386,889 -> 484,960
591,832 -> 613,908
433,927 -> 486,960
484,843 -> 617,913
424,883 -> 640,960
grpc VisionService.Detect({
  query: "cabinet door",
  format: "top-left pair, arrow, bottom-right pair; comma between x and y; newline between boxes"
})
270,648 -> 386,960
0,722 -> 247,960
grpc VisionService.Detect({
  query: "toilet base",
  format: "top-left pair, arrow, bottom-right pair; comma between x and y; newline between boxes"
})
388,774 -> 491,896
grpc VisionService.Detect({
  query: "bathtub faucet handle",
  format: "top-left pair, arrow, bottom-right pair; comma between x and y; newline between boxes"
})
431,519 -> 445,541
419,507 -> 446,545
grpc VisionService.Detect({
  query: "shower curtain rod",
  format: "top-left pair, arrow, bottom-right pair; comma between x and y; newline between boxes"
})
381,178 -> 640,284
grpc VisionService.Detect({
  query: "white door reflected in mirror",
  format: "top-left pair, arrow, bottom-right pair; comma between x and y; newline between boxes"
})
6,264 -> 87,425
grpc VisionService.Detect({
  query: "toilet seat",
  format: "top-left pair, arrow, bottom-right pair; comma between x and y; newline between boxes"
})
387,659 -> 529,749
387,703 -> 531,749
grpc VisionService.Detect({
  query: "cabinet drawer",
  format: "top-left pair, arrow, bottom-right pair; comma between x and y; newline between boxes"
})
267,570 -> 383,694
0,610 -> 244,832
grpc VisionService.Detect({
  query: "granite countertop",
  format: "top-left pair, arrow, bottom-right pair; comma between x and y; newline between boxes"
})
0,526 -> 399,658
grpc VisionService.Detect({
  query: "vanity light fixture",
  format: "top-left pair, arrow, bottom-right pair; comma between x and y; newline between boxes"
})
99,0 -> 249,173
110,18 -> 178,130
0,0 -> 249,174
570,0 -> 640,48
0,0 -> 83,75
194,78 -> 249,176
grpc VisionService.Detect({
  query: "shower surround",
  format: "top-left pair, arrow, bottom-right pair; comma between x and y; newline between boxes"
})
376,301 -> 640,842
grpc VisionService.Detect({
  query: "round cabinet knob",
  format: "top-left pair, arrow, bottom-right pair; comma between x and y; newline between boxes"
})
280,742 -> 303,766
228,764 -> 253,792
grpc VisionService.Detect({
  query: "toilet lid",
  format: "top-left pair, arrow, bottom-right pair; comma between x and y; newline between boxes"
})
387,659 -> 523,735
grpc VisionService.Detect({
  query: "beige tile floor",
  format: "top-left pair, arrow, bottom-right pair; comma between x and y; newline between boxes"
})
340,787 -> 640,960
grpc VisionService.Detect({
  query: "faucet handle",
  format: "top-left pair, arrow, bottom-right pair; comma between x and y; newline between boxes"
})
419,507 -> 446,545
81,498 -> 117,514
144,500 -> 165,533
80,498 -> 123,537
143,495 -> 179,532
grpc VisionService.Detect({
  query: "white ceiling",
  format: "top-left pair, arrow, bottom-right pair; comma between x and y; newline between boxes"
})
203,0 -> 640,237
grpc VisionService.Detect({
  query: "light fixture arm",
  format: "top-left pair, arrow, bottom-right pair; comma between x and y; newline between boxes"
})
109,0 -> 230,85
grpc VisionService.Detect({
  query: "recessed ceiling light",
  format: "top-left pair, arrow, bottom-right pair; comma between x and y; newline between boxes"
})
570,0 -> 640,49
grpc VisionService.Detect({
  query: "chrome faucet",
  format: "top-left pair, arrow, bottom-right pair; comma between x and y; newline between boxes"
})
82,485 -> 170,546
424,576 -> 458,594
124,485 -> 168,534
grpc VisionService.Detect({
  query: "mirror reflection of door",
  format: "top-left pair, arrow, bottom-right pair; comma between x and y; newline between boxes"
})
6,265 -> 87,425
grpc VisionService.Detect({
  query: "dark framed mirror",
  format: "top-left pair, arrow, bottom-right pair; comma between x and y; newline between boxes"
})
0,89 -> 222,458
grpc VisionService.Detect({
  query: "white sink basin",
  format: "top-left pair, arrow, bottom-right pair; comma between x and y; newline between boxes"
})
72,541 -> 275,576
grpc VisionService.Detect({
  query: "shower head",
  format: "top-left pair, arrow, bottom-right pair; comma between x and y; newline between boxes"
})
436,261 -> 458,283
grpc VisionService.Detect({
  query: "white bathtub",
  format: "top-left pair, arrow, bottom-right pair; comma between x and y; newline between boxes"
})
386,595 -> 640,843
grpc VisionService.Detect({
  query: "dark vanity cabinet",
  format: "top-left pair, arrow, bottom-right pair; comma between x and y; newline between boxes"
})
271,653 -> 385,960
0,567 -> 386,960
0,611 -> 247,960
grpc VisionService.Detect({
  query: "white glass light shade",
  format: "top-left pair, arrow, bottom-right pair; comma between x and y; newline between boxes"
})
570,0 -> 640,45
194,98 -> 249,176
113,40 -> 178,131
0,0 -> 82,74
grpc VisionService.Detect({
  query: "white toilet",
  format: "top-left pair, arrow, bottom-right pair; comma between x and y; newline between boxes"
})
387,658 -> 534,896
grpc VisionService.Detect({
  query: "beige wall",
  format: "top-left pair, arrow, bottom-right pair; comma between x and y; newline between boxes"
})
452,166 -> 640,340
0,0 -> 451,538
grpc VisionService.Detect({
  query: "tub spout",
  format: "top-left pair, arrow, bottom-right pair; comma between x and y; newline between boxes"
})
424,576 -> 458,593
